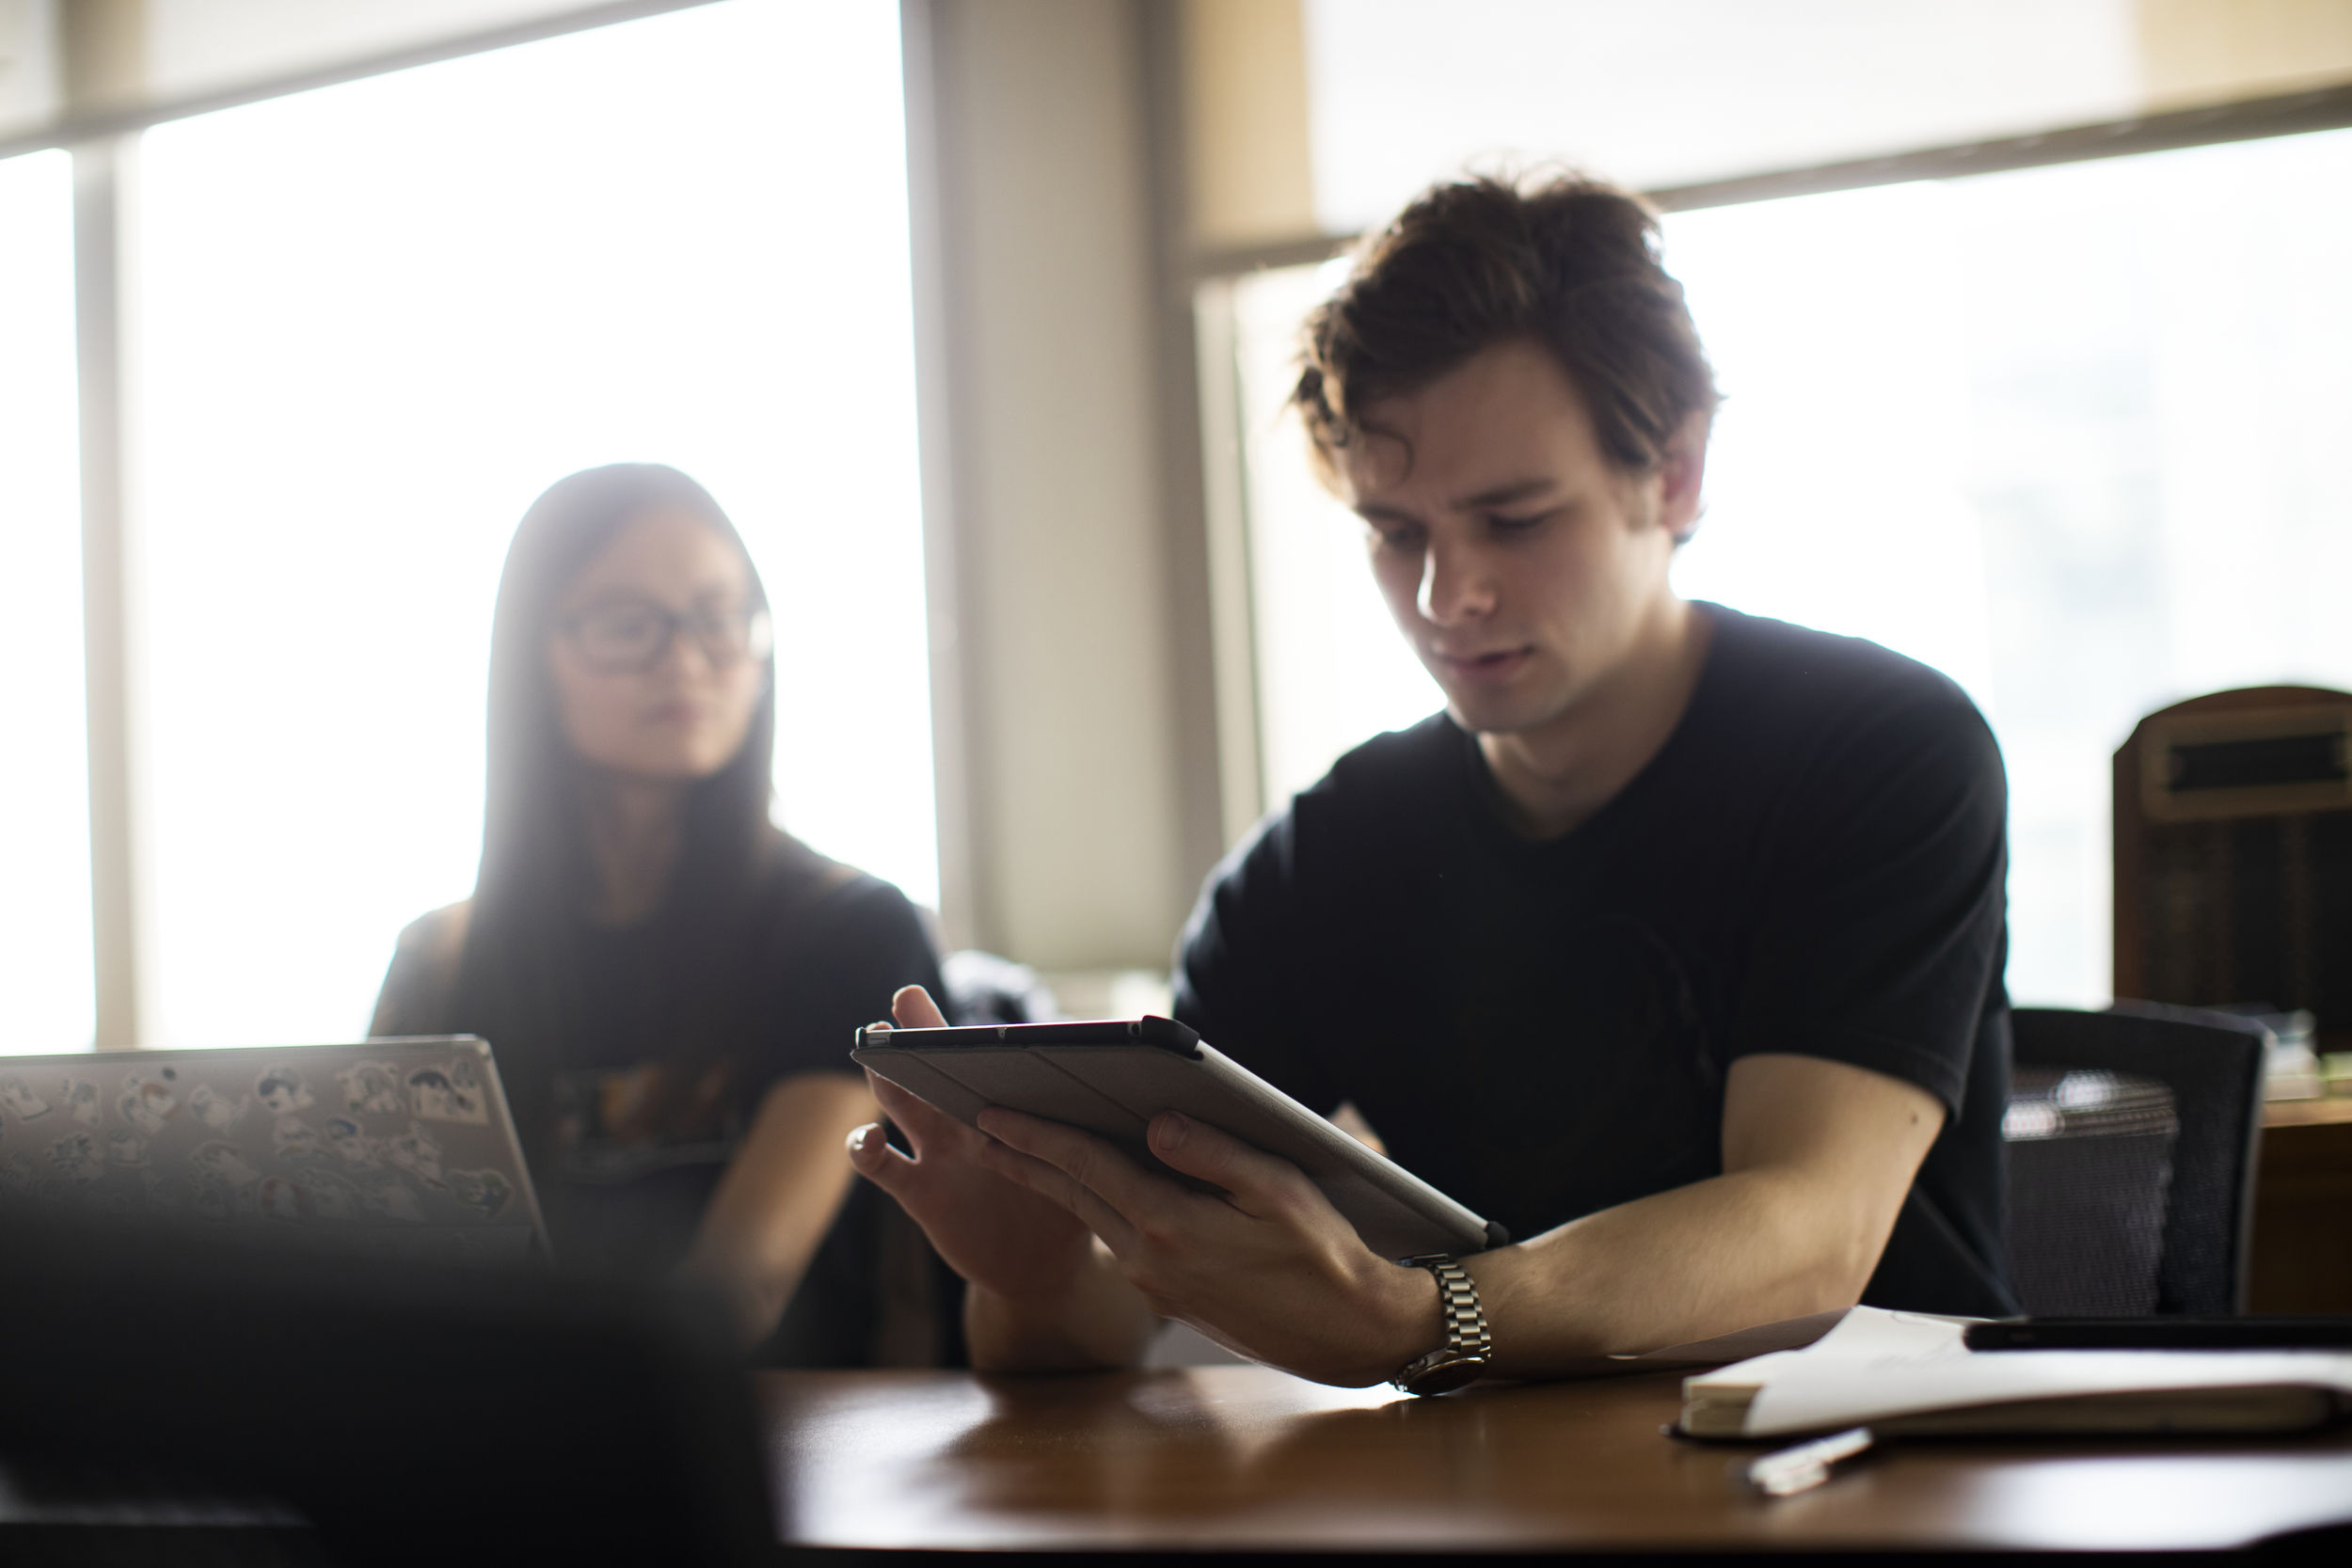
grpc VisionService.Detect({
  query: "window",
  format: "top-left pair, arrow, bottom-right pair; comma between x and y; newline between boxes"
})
1216,123 -> 2352,1007
0,149 -> 94,1053
127,0 -> 930,1045
1300,0 -> 2143,232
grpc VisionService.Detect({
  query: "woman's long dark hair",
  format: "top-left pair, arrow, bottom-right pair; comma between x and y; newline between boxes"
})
448,464 -> 806,1149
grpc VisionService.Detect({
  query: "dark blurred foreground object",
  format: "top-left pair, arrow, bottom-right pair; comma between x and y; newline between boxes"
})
0,1212 -> 774,1565
2114,687 -> 2352,1055
2004,1005 -> 2266,1318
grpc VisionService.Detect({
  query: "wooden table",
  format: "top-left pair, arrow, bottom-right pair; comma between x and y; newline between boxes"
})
762,1365 -> 2352,1554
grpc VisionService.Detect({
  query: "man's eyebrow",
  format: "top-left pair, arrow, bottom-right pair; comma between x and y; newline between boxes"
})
1354,480 -> 1562,525
1453,478 -> 1559,510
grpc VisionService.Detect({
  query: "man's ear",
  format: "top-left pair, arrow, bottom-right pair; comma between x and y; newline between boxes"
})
1657,409 -> 1711,543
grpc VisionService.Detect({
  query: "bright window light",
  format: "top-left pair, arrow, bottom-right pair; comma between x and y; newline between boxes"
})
1228,127 -> 2352,1009
1227,260 -> 1443,811
134,0 -> 932,1047
1301,0 -> 2139,233
0,150 -> 93,1053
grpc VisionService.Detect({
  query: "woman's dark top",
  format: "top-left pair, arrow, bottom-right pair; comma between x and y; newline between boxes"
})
370,842 -> 945,1364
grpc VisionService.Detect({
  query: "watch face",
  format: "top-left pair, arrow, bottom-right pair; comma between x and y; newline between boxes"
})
1396,1354 -> 1484,1397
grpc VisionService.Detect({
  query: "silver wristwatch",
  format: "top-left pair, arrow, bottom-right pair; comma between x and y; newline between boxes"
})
1390,1254 -> 1492,1396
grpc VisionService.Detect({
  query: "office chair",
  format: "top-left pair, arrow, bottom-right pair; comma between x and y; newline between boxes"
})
2006,1005 -> 2267,1317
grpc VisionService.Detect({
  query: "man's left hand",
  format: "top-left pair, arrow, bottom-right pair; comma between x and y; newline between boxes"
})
972,1105 -> 1437,1386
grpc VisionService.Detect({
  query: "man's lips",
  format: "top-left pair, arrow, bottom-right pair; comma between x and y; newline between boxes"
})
1430,646 -> 1534,682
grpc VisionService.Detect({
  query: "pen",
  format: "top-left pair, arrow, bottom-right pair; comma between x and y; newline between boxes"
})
1744,1425 -> 1876,1497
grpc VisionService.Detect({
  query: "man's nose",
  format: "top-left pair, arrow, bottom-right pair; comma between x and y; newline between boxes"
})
1418,538 -> 1500,625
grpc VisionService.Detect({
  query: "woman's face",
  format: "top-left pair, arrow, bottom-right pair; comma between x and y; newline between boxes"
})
547,507 -> 768,783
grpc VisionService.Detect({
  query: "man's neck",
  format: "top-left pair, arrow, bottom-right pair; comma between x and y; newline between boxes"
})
1476,596 -> 1712,841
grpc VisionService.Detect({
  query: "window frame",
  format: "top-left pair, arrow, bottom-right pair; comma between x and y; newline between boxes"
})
23,0 -> 891,1051
1188,80 -> 2352,845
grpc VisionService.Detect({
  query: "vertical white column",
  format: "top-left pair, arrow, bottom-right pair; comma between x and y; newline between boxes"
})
899,0 -> 983,954
67,0 -> 152,1050
73,135 -> 155,1053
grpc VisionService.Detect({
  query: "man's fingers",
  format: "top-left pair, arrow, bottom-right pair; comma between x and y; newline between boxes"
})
862,1064 -> 929,1122
890,985 -> 950,1029
976,1107 -> 1174,1228
845,1120 -> 917,1197
975,1136 -> 1141,1256
862,1066 -> 976,1150
1147,1112 -> 1319,1222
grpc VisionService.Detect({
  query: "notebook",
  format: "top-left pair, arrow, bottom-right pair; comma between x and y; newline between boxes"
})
1681,1306 -> 2352,1438
0,1037 -> 549,1264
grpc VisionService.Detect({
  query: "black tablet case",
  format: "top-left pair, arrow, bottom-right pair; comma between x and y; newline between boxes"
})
852,1017 -> 1506,1260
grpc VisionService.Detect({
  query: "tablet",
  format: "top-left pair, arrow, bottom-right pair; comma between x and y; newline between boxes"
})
850,1016 -> 1506,1260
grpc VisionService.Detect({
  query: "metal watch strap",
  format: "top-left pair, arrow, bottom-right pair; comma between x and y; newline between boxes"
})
1391,1254 -> 1490,1395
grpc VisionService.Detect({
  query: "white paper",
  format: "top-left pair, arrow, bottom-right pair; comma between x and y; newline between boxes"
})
1691,1307 -> 2352,1437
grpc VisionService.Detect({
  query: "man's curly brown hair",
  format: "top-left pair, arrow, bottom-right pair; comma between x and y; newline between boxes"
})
1292,173 -> 1720,484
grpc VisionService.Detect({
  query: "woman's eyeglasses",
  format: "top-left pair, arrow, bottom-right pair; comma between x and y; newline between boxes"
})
558,598 -> 774,674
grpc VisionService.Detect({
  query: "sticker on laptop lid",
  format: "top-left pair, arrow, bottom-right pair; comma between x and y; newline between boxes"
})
192,1141 -> 262,1189
305,1170 -> 361,1221
361,1172 -> 424,1223
1,1077 -> 53,1122
49,1132 -> 103,1183
387,1123 -> 447,1190
65,1080 -> 100,1128
337,1060 -> 405,1117
407,1058 -> 487,1126
107,1132 -> 147,1167
273,1117 -> 323,1163
119,1073 -> 179,1137
187,1083 -> 244,1132
323,1116 -> 380,1168
255,1068 -> 313,1117
448,1167 -> 513,1220
255,1175 -> 309,1223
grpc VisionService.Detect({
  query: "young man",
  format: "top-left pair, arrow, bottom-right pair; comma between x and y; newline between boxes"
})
850,175 -> 2016,1392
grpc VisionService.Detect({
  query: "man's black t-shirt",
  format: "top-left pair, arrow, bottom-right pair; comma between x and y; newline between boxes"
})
1174,604 -> 2019,1317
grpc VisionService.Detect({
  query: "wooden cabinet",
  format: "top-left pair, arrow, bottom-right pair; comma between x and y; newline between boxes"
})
2249,1100 -> 2352,1313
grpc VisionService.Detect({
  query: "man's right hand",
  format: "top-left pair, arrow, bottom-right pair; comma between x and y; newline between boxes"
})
845,986 -> 1116,1332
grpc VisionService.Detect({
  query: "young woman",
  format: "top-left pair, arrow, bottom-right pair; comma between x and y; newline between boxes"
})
371,463 -> 944,1363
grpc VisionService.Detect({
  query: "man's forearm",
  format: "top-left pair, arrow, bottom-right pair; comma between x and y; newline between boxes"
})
964,1239 -> 1161,1372
1469,1164 -> 1886,1376
1445,1053 -> 1942,1380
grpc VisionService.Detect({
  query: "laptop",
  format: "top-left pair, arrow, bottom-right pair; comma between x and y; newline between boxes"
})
0,1036 -> 550,1264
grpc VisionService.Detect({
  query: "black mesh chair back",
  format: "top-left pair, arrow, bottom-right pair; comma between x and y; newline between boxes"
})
2006,1005 -> 2266,1316
2005,1062 -> 2178,1313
